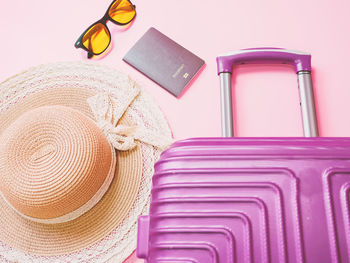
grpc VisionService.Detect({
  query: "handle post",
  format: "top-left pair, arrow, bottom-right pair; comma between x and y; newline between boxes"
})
297,71 -> 319,136
220,72 -> 234,137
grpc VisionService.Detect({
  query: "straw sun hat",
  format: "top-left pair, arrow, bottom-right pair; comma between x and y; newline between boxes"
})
0,62 -> 172,262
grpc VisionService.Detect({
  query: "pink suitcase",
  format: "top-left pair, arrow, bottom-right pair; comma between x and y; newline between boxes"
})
136,48 -> 350,262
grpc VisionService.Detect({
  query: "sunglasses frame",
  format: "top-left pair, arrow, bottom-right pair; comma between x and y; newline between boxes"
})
75,0 -> 136,58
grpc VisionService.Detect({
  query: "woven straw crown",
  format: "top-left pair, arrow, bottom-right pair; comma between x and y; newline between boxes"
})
0,105 -> 116,223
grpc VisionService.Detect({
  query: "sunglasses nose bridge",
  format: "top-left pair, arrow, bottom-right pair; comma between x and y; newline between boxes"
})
100,13 -> 110,24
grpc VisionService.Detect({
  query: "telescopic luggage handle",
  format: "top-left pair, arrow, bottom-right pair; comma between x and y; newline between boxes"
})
216,48 -> 319,137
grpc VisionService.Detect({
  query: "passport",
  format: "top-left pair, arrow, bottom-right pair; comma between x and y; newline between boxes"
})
123,27 -> 205,97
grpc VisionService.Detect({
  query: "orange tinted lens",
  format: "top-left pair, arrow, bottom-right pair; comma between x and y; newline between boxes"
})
82,23 -> 110,54
108,0 -> 136,24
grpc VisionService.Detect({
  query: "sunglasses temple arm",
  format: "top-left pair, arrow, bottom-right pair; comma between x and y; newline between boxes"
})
118,5 -> 135,11
83,24 -> 104,40
109,4 -> 135,15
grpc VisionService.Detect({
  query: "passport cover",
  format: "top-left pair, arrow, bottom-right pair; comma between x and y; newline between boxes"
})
123,27 -> 205,97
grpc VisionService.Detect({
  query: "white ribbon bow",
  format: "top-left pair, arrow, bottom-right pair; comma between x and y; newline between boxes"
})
87,81 -> 172,151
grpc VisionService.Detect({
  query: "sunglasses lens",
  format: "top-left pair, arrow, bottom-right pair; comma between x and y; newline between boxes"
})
82,23 -> 110,54
108,0 -> 136,24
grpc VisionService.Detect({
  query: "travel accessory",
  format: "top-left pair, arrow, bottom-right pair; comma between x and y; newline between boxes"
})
137,48 -> 350,262
0,62 -> 172,262
123,27 -> 205,97
74,0 -> 136,58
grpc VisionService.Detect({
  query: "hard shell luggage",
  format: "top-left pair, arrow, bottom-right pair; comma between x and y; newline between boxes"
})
136,48 -> 350,262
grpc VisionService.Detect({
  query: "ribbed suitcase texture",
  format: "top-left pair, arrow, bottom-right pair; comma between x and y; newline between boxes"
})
138,138 -> 350,262
137,48 -> 350,262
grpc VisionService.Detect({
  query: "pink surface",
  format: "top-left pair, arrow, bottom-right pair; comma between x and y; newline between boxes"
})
1,0 -> 350,261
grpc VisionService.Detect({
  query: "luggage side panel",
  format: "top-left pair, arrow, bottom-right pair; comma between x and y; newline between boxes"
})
137,138 -> 350,263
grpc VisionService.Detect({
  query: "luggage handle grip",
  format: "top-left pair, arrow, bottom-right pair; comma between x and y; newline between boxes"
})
216,48 -> 319,138
216,48 -> 312,74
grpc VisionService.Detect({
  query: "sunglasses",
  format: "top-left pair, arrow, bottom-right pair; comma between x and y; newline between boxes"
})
75,0 -> 136,59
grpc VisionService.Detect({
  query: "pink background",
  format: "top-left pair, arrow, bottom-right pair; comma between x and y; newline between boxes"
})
1,0 -> 350,261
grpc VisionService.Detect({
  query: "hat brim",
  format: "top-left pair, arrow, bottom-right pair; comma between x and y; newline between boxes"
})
0,62 -> 171,260
0,87 -> 143,255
